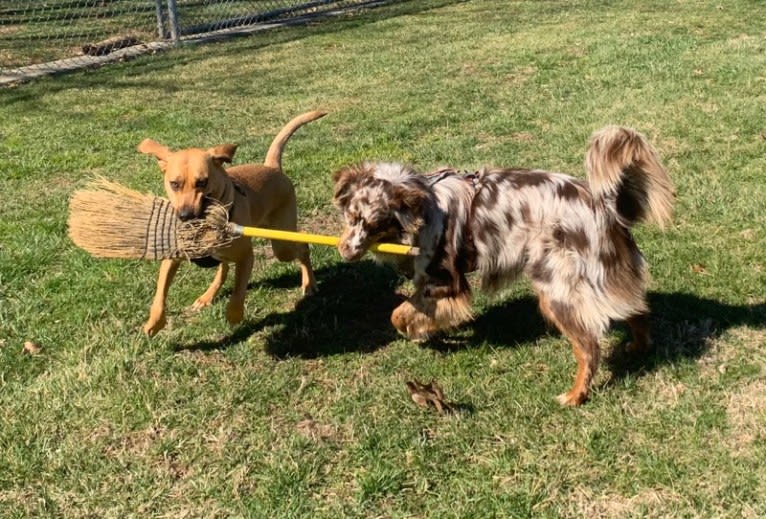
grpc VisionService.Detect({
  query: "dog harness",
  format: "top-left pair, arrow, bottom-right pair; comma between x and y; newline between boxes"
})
425,168 -> 479,189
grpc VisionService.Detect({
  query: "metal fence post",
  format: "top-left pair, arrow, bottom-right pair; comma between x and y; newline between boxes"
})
154,0 -> 168,39
166,0 -> 181,43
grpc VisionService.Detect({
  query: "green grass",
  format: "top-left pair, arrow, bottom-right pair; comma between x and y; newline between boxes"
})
2,0 -> 766,517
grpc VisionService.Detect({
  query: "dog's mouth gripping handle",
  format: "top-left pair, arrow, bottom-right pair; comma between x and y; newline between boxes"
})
227,224 -> 420,257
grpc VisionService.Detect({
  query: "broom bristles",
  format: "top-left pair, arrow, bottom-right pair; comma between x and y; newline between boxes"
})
68,178 -> 235,260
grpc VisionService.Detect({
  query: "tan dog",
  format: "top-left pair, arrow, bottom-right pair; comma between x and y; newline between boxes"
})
138,110 -> 326,336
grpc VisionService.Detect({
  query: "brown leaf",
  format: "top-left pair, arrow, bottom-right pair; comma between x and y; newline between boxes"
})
22,341 -> 42,355
405,379 -> 454,415
690,263 -> 706,274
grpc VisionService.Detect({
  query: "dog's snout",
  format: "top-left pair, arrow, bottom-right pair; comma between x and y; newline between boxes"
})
177,207 -> 196,221
338,241 -> 364,262
338,243 -> 355,261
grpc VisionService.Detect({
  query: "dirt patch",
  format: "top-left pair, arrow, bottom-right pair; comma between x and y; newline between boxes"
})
637,375 -> 688,408
571,487 -> 683,518
725,378 -> 766,455
697,326 -> 766,379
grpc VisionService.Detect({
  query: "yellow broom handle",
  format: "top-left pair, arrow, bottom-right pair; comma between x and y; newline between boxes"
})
229,224 -> 419,256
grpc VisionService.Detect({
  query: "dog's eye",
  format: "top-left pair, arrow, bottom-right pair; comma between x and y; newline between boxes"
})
363,219 -> 384,234
195,179 -> 208,189
169,180 -> 181,191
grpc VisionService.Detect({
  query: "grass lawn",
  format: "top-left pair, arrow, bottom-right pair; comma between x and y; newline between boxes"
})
1,0 -> 765,517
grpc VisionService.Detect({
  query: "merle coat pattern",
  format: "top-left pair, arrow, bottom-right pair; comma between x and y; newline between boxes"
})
332,126 -> 674,405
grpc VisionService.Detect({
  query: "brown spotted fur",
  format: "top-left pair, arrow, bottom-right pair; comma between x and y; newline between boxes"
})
332,126 -> 674,406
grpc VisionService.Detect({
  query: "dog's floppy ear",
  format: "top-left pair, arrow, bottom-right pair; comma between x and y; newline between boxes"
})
332,164 -> 363,185
137,139 -> 171,172
208,144 -> 238,166
332,164 -> 364,206
392,182 -> 428,234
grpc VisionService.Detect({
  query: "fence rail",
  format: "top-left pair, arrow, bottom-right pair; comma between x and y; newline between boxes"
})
0,0 -> 396,84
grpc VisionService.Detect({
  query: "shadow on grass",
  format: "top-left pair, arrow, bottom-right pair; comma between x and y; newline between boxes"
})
175,260 -> 405,356
425,294 -> 548,353
418,291 -> 766,383
176,260 -> 766,384
603,292 -> 766,383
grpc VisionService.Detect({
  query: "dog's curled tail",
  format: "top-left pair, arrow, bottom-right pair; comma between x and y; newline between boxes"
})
585,125 -> 675,229
264,110 -> 328,170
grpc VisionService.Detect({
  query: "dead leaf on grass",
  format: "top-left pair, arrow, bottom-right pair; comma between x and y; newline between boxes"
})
22,341 -> 42,355
690,263 -> 706,274
405,379 -> 455,415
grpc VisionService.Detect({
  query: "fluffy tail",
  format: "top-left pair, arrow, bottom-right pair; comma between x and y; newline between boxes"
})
264,110 -> 328,169
585,126 -> 675,229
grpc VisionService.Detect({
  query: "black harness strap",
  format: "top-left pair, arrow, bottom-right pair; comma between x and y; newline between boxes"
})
191,180 -> 244,268
425,168 -> 479,189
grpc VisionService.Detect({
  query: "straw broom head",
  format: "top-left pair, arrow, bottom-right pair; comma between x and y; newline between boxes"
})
68,178 -> 236,260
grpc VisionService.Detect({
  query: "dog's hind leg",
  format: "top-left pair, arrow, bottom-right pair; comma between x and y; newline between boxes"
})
625,312 -> 652,353
190,262 -> 229,312
538,293 -> 601,406
266,203 -> 317,296
272,240 -> 317,296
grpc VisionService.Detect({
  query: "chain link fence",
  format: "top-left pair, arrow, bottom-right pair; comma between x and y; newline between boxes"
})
0,0 -> 397,85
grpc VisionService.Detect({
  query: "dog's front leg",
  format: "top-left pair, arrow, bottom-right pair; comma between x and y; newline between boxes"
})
391,288 -> 473,342
190,262 -> 229,312
226,248 -> 254,325
144,258 -> 182,336
391,298 -> 440,342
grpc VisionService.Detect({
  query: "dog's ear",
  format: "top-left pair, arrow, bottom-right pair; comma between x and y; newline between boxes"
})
332,164 -> 364,206
392,183 -> 428,233
332,164 -> 363,185
208,144 -> 238,166
137,139 -> 171,172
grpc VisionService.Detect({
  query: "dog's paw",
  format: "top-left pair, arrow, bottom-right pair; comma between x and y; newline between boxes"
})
398,325 -> 432,343
189,296 -> 213,313
624,339 -> 651,354
225,301 -> 245,325
143,315 -> 166,337
391,301 -> 437,342
391,300 -> 416,333
302,282 -> 318,297
556,391 -> 588,407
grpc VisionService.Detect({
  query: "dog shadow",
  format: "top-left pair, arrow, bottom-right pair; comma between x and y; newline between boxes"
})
424,291 -> 766,383
176,262 -> 765,384
603,292 -> 766,382
176,261 -> 405,356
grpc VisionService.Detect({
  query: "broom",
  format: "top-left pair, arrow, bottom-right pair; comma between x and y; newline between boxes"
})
68,179 -> 420,260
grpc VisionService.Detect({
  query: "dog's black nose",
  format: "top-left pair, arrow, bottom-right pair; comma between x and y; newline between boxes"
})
177,207 -> 195,221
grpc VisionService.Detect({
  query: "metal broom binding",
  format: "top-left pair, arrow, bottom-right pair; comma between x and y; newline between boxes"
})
68,178 -> 420,260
